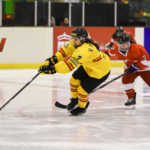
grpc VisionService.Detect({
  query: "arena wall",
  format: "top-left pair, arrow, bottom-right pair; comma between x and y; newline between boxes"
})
0,27 -> 53,68
0,27 -> 147,69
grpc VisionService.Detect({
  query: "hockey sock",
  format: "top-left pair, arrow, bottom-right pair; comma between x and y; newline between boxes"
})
70,76 -> 80,98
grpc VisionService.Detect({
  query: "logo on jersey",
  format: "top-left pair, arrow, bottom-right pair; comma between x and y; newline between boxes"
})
57,32 -> 71,50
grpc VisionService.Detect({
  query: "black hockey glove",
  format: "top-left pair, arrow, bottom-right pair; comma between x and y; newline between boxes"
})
39,55 -> 58,74
39,65 -> 56,74
128,64 -> 139,73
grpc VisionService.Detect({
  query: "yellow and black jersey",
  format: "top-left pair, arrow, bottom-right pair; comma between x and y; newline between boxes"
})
55,39 -> 76,61
55,40 -> 111,79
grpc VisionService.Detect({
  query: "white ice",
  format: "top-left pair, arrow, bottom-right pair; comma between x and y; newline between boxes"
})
0,67 -> 150,150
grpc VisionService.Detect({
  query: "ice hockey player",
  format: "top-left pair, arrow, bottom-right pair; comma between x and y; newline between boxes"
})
105,26 -> 136,49
108,33 -> 150,108
39,28 -> 111,115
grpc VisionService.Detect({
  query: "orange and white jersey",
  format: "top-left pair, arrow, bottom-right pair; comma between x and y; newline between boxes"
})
109,43 -> 150,71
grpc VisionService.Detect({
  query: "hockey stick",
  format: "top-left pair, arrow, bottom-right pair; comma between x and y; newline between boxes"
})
55,101 -> 67,109
91,71 -> 129,93
0,72 -> 40,111
55,71 -> 129,109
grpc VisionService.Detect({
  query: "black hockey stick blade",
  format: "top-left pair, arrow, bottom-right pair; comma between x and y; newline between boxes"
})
55,101 -> 67,109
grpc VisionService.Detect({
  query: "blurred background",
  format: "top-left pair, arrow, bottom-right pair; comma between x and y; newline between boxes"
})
1,0 -> 150,27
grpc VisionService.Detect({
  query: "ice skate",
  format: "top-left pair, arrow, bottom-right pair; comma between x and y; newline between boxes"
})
67,98 -> 78,111
70,101 -> 90,116
125,92 -> 136,110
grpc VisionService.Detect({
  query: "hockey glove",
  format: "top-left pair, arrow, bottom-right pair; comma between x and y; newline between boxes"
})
43,55 -> 58,67
39,65 -> 56,74
46,55 -> 58,66
128,64 -> 139,73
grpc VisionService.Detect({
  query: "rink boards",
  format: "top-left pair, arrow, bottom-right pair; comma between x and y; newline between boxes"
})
0,27 -> 149,68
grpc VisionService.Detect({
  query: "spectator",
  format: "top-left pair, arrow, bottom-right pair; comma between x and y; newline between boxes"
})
60,17 -> 69,26
49,16 -> 55,27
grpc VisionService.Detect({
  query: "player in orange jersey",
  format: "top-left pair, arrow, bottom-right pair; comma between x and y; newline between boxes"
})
108,33 -> 150,108
105,26 -> 136,49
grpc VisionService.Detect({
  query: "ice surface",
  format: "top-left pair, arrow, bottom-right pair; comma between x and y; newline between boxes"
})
0,68 -> 150,150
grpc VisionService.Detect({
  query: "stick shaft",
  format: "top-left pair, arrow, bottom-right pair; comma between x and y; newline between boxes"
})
92,71 -> 128,93
0,72 -> 40,111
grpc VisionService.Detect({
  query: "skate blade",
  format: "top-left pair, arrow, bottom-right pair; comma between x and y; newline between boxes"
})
125,105 -> 136,110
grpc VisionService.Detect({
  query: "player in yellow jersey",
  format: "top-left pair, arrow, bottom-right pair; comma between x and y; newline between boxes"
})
39,28 -> 111,116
